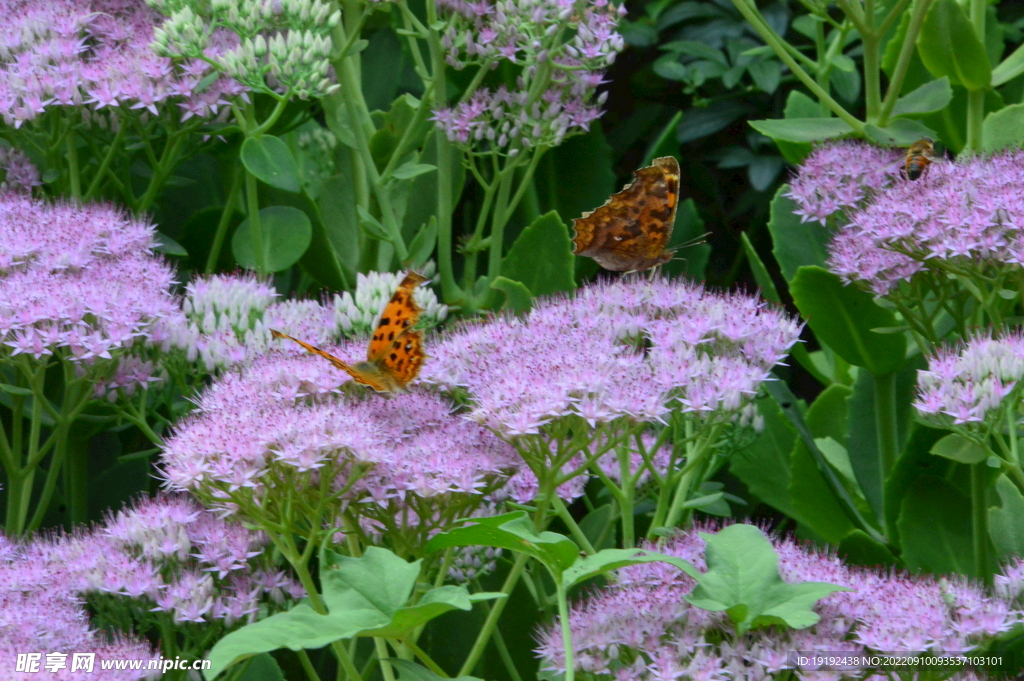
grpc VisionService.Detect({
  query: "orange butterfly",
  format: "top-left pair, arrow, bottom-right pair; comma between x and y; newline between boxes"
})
271,270 -> 429,393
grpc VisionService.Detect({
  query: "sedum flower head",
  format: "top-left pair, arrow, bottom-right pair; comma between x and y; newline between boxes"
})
537,523 -> 1019,680
159,349 -> 521,548
423,276 -> 799,438
915,332 -> 1024,427
0,194 -> 178,363
0,145 -> 42,192
0,0 -> 242,128
431,0 -> 624,155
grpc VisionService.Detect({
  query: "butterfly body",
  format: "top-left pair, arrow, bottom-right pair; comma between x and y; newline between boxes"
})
271,271 -> 429,393
904,138 -> 941,180
572,156 -> 680,272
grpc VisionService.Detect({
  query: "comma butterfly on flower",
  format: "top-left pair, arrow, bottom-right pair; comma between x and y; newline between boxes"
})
572,156 -> 680,272
271,270 -> 429,393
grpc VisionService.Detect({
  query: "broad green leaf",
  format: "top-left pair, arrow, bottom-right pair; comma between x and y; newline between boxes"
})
241,136 -> 301,193
407,217 -> 437,267
983,104 -> 1024,153
748,117 -> 854,143
989,475 -> 1024,559
992,42 -> 1024,87
837,530 -> 899,568
0,383 -> 33,396
535,126 -> 615,233
678,101 -> 750,143
891,78 -> 953,117
563,548 -> 698,589
898,475 -> 974,576
153,231 -> 187,256
790,267 -> 906,376
661,39 -> 727,64
917,0 -> 991,90
815,436 -> 856,483
232,206 -> 312,272
361,29 -> 410,112
490,276 -> 533,313
884,424 -> 951,544
426,511 -> 580,575
238,653 -> 285,681
579,504 -> 615,551
207,548 -> 481,680
386,659 -> 482,681
789,384 -> 858,543
767,185 -> 831,283
311,170 -> 360,285
503,211 -> 575,297
864,119 -> 938,146
729,395 -> 802,521
930,433 -> 987,463
774,91 -> 820,164
392,162 -> 436,181
662,198 -> 710,281
357,205 -> 392,242
370,94 -> 423,171
684,525 -> 851,635
402,130 -> 466,244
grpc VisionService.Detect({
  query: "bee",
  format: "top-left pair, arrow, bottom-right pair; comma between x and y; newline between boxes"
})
903,138 -> 942,181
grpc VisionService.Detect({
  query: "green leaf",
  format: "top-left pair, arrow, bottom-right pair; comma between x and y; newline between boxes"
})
206,548 -> 479,680
426,511 -> 580,575
361,29 -> 410,112
662,198 -> 710,281
774,91 -> 820,164
661,39 -> 727,64
989,475 -> 1024,559
837,529 -> 899,568
917,0 -> 991,90
490,276 -> 533,313
898,475 -> 974,576
237,653 -> 285,681
767,185 -> 831,283
748,117 -> 854,143
392,162 -> 437,181
992,41 -> 1024,87
789,384 -> 858,543
930,433 -> 987,463
891,78 -> 953,117
241,136 -> 301,193
153,231 -> 187,257
683,525 -> 851,635
983,104 -> 1024,153
232,206 -> 312,272
864,119 -> 938,146
502,211 -> 575,297
678,101 -> 751,143
407,217 -> 437,267
535,127 -> 615,235
740,232 -> 780,304
0,383 -> 35,396
179,206 -> 241,273
402,131 -> 466,246
729,394 -> 802,521
563,549 -> 698,589
357,205 -> 392,242
790,267 -> 906,376
386,659 -> 482,681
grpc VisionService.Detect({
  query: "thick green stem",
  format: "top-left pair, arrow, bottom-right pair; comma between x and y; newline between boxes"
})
971,463 -> 990,584
878,0 -> 935,122
206,164 -> 244,273
551,496 -> 596,555
862,34 -> 882,122
457,553 -> 528,677
66,128 -> 82,200
137,132 -> 185,215
555,581 -> 576,681
730,0 -> 865,133
84,123 -> 127,201
965,88 -> 985,153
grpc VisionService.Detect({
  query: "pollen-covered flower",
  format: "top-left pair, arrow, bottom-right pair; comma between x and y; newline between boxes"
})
0,194 -> 177,363
914,332 -> 1024,426
537,523 -> 1019,681
160,348 -> 522,549
423,277 -> 800,438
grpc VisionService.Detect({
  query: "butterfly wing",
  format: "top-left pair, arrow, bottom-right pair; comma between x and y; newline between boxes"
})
365,271 -> 429,390
572,156 -> 680,271
270,329 -> 390,392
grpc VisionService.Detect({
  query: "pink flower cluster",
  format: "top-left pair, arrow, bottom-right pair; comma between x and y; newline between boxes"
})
915,332 -> 1024,426
537,524 -> 1018,681
0,145 -> 42,192
431,0 -> 623,153
159,348 -> 525,539
0,194 -> 177,362
0,0 -> 244,128
790,142 -> 1024,296
423,277 -> 800,438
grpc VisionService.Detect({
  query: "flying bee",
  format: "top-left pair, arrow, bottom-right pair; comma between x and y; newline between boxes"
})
903,138 -> 942,180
